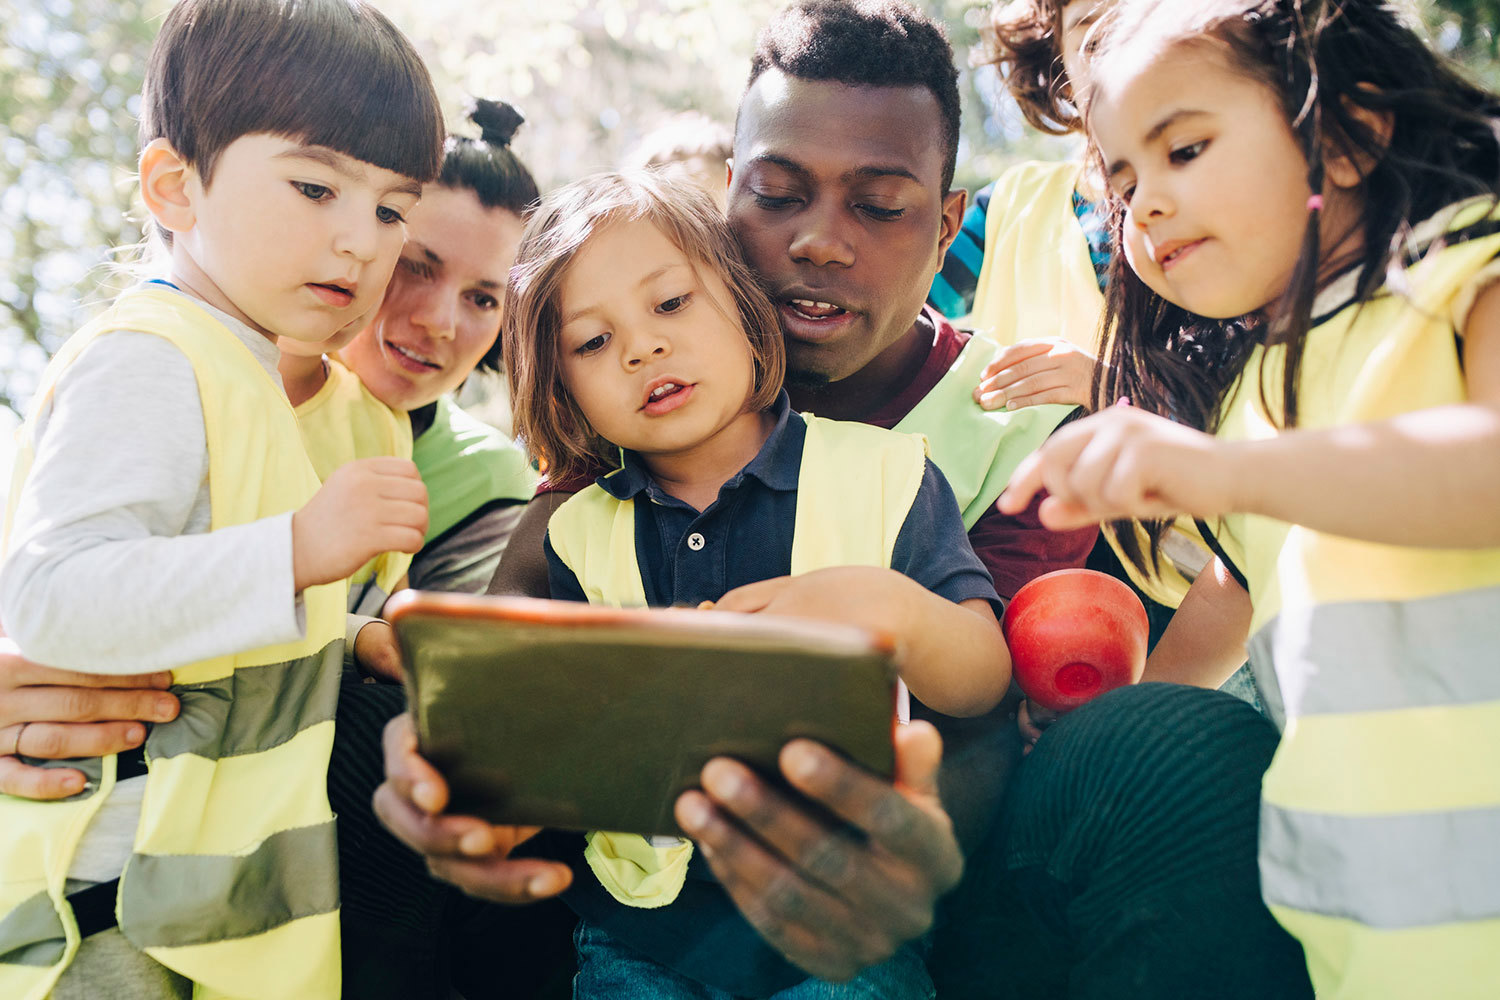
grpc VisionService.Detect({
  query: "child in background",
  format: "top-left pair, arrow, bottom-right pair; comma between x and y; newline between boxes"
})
622,111 -> 734,212
1002,1 -> 1500,995
504,171 -> 1010,999
932,0 -> 1111,414
935,0 -> 1252,706
0,1 -> 441,997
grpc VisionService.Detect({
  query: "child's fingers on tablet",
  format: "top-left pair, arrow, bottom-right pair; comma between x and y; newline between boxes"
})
713,575 -> 792,613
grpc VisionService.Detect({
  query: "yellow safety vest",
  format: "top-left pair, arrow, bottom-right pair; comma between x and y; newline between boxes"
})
1214,201 -> 1500,998
968,159 -> 1103,349
892,328 -> 1071,532
968,157 -> 1202,605
296,355 -> 414,614
0,286 -> 347,1000
548,412 -> 927,908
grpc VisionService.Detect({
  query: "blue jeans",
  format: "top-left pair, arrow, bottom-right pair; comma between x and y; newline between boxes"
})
573,920 -> 934,1000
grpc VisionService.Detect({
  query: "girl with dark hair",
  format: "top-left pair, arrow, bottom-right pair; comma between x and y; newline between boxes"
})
1003,2 -> 1500,994
936,0 -> 1257,711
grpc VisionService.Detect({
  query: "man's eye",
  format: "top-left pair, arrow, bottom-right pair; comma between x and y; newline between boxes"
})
857,204 -> 904,221
293,181 -> 332,202
751,192 -> 799,210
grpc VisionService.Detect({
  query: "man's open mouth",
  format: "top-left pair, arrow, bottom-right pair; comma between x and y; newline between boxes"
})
786,298 -> 848,321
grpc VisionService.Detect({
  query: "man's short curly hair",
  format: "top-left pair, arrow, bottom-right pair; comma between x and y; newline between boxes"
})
746,0 -> 961,192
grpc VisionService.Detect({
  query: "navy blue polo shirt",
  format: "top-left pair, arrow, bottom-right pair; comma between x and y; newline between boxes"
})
544,392 -> 998,613
537,392 -> 1000,995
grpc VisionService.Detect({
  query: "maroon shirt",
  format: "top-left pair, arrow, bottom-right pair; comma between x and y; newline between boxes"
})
539,307 -> 1094,599
863,309 -> 1095,599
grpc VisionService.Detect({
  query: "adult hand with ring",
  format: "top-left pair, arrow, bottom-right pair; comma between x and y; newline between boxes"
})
0,638 -> 179,800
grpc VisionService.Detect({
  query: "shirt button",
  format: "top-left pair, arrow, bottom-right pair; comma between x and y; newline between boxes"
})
687,533 -> 706,551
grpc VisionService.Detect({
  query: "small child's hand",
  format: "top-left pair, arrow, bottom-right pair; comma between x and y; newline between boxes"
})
974,338 -> 1098,411
293,457 -> 428,592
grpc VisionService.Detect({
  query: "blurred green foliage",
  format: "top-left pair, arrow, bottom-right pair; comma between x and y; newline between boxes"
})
1,0 -> 1496,418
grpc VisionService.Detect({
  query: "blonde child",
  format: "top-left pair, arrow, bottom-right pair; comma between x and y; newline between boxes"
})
0,1 -> 441,997
503,171 -> 1011,999
1003,1 -> 1500,995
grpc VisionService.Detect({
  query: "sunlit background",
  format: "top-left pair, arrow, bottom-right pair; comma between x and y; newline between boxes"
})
3,0 -> 1497,440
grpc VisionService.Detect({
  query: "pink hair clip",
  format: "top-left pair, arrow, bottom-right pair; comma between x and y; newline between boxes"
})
1306,194 -> 1324,212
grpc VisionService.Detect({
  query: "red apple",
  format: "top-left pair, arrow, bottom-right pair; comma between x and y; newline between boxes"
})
1002,569 -> 1148,713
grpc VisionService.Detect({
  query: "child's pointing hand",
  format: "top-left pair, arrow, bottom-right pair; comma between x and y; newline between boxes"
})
999,406 -> 1239,531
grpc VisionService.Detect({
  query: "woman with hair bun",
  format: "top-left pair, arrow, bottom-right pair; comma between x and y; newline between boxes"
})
339,98 -> 542,598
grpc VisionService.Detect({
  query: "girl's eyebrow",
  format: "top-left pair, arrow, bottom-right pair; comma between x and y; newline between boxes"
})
1105,108 -> 1211,180
559,263 -> 692,326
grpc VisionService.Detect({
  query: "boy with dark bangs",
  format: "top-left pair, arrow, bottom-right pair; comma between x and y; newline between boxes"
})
0,1 -> 442,997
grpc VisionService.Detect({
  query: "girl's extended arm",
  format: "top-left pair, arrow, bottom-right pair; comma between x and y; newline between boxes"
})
1142,558 -> 1251,689
1000,283 -> 1500,548
714,567 -> 1012,718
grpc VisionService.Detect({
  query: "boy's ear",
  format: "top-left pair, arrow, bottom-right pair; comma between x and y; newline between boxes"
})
1324,90 -> 1395,190
139,138 -> 198,234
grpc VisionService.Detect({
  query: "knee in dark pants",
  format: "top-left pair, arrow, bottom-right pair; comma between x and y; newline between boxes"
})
930,685 -> 1312,999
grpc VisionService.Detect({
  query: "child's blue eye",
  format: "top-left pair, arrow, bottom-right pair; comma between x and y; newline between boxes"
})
293,181 -> 332,202
657,294 -> 690,314
377,205 -> 407,225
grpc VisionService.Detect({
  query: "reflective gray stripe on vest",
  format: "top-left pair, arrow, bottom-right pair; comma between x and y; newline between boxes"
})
119,819 -> 339,948
0,890 -> 67,967
1248,582 -> 1500,720
147,640 -> 341,760
1261,802 -> 1500,929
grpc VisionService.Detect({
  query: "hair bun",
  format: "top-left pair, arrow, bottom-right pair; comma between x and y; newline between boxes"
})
469,98 -> 525,147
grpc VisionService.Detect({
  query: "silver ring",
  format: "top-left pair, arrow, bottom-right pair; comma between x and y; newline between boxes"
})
10,721 -> 28,757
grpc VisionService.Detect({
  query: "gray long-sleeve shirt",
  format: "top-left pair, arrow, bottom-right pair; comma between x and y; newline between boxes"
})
1,287 -> 305,882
